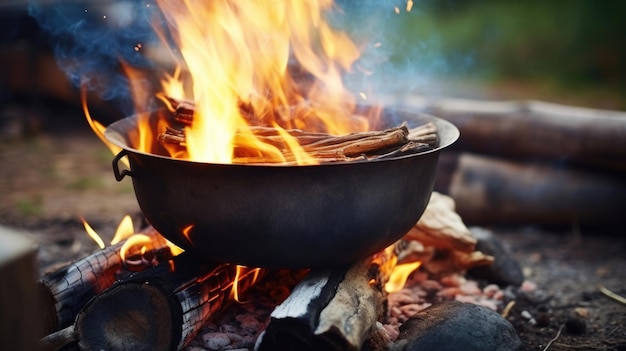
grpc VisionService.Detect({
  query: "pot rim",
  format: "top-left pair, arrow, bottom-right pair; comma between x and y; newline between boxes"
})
103,108 -> 459,168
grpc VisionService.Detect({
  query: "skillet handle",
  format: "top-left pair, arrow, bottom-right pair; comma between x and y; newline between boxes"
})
112,149 -> 133,181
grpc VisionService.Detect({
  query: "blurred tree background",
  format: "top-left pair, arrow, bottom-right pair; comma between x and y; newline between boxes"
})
340,0 -> 626,109
1,0 -> 625,112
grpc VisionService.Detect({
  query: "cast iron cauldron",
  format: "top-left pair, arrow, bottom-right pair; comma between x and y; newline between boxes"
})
104,108 -> 459,268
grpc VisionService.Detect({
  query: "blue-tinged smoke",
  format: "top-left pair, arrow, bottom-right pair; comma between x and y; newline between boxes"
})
334,0 -> 475,101
28,0 -> 470,113
28,0 -> 166,113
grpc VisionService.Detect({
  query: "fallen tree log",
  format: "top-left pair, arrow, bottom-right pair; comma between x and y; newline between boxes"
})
438,152 -> 626,226
400,97 -> 626,172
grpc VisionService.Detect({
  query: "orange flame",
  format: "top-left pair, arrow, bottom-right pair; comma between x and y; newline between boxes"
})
230,265 -> 263,303
110,214 -> 135,245
385,261 -> 421,293
80,216 -> 106,249
83,0 -> 378,165
82,216 -> 184,264
82,88 -> 123,160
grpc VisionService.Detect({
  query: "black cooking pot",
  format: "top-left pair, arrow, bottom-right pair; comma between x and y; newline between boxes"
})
104,108 -> 459,268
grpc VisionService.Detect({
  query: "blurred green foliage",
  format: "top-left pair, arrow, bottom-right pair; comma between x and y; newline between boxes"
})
339,0 -> 626,103
389,0 -> 626,88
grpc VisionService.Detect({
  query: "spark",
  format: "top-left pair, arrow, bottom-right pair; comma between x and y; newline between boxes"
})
406,0 -> 414,12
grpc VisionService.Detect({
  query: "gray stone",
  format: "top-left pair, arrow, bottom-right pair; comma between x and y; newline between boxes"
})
391,301 -> 522,351
467,227 -> 524,287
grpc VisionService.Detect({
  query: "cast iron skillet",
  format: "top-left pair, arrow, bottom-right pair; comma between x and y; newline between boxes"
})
104,108 -> 459,268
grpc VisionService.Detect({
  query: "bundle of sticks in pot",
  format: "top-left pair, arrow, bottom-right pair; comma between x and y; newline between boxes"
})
157,97 -> 438,164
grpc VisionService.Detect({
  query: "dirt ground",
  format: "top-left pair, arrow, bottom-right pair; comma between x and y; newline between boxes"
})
1,99 -> 625,351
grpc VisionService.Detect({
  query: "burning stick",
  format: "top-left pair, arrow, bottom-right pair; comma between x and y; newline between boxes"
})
42,253 -> 262,351
256,247 -> 396,351
157,106 -> 437,164
37,227 -> 174,334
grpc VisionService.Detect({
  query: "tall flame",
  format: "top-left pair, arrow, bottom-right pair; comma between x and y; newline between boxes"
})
146,0 -> 368,164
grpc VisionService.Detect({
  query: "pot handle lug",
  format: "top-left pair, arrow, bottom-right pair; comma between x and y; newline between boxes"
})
112,150 -> 133,181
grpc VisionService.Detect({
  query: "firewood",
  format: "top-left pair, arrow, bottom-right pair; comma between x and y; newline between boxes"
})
234,153 -> 367,165
163,96 -> 258,126
444,152 -> 626,226
405,192 -> 476,253
45,253 -> 262,351
37,227 -> 174,334
421,250 -> 494,278
301,124 -> 409,157
404,97 -> 626,172
156,96 -> 437,164
402,192 -> 494,278
370,141 -> 431,160
256,247 -> 396,351
157,120 -> 434,164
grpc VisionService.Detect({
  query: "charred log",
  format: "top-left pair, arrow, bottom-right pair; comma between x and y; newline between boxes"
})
37,227 -> 174,334
42,253 -> 262,351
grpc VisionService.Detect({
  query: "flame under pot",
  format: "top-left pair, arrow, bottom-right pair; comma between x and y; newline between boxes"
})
105,110 -> 459,268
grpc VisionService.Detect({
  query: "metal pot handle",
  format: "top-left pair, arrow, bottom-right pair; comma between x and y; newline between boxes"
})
112,149 -> 133,181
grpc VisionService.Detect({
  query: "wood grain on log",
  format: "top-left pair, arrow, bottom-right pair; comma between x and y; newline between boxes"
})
405,192 -> 476,253
69,253 -> 261,351
257,248 -> 395,351
37,227 -> 173,334
400,96 -> 626,171
156,98 -> 438,164
446,152 -> 626,226
403,192 -> 494,277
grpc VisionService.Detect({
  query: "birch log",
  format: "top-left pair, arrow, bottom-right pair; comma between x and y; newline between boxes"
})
256,249 -> 395,351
